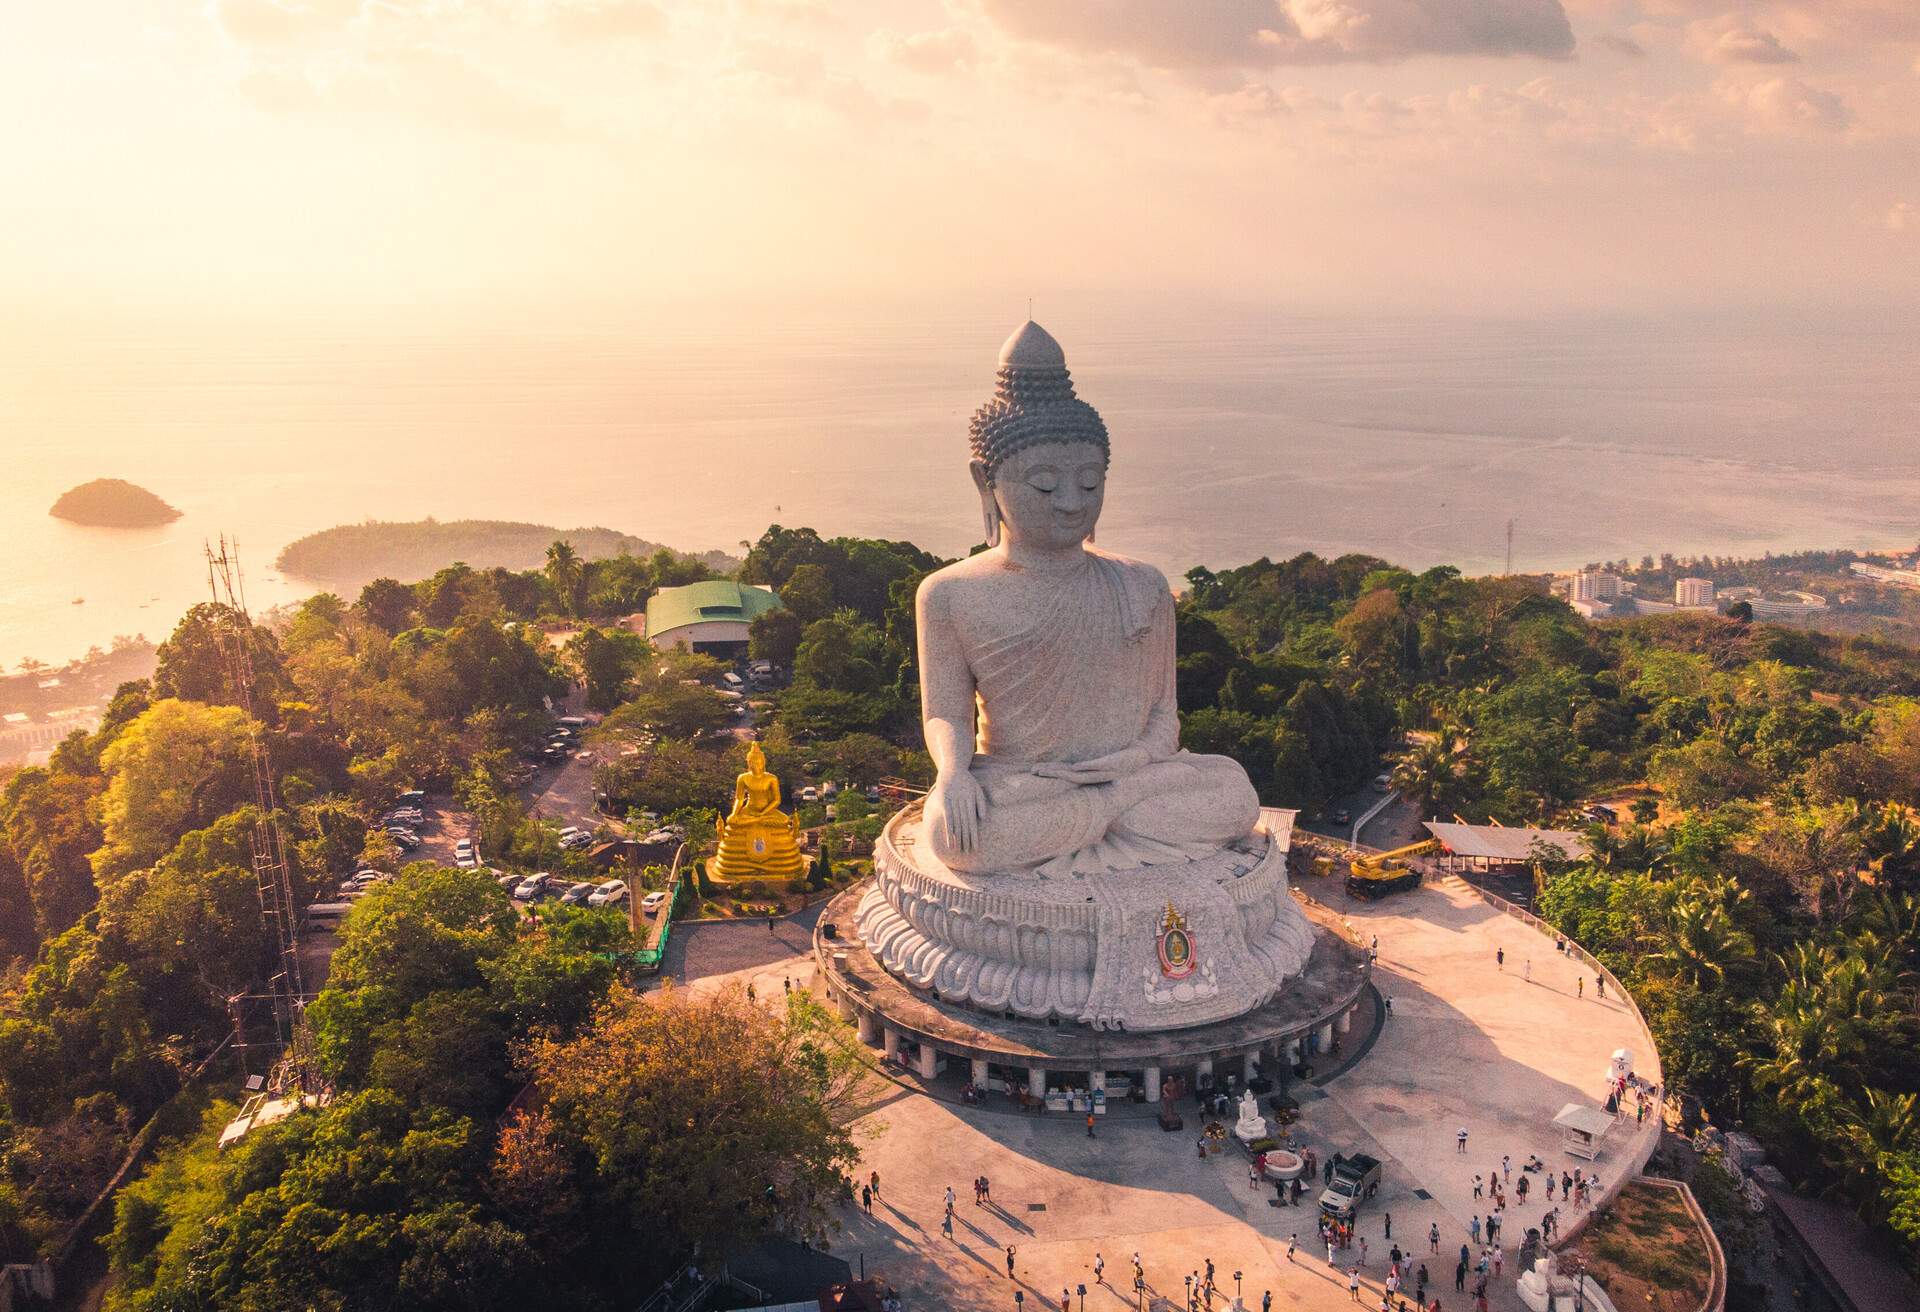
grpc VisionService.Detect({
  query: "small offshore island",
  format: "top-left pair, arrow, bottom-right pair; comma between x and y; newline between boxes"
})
48,478 -> 181,527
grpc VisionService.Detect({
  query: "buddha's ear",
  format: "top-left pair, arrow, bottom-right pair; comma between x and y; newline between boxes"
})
969,459 -> 1000,549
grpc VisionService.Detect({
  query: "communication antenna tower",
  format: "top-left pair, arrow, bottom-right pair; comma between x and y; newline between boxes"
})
1505,518 -> 1515,576
204,537 -> 320,1096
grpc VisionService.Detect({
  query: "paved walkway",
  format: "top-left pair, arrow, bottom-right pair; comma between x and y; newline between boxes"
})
678,873 -> 1659,1312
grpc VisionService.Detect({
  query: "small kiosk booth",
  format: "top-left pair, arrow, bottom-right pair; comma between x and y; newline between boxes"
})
1552,1102 -> 1615,1160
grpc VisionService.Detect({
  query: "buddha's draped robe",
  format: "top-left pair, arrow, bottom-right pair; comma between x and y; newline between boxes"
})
936,549 -> 1255,876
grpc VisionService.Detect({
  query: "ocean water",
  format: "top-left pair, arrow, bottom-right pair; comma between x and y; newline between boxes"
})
3,303 -> 1918,669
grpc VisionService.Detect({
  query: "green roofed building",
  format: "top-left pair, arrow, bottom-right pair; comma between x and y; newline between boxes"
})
644,580 -> 782,658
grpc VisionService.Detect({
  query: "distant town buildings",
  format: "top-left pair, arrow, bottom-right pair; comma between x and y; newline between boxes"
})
1569,571 -> 1623,603
1850,560 -> 1920,590
1675,577 -> 1716,608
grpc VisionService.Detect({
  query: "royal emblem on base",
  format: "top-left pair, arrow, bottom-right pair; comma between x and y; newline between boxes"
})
1157,901 -> 1197,979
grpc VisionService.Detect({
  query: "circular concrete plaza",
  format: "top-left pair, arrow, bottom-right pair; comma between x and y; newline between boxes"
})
672,872 -> 1661,1312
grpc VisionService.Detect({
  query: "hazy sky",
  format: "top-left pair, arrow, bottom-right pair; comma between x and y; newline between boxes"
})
7,0 -> 1918,318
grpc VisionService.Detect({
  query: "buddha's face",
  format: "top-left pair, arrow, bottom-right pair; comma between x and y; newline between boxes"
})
980,442 -> 1106,552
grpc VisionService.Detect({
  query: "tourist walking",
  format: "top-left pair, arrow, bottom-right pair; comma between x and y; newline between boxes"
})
1472,1175 -> 1482,1199
1597,975 -> 1607,999
1577,977 -> 1584,999
1495,947 -> 1504,971
1287,1234 -> 1297,1262
768,914 -> 777,935
1359,1239 -> 1368,1266
861,1184 -> 871,1215
1493,1244 -> 1503,1277
1086,1111 -> 1096,1138
1455,1259 -> 1466,1292
1429,1221 -> 1440,1254
1456,1127 -> 1469,1153
983,1175 -> 992,1203
1523,959 -> 1531,982
1095,1252 -> 1105,1285
945,1184 -> 955,1211
1007,1245 -> 1017,1278
1384,1211 -> 1393,1239
1349,1268 -> 1361,1301
870,1170 -> 881,1198
941,1207 -> 953,1238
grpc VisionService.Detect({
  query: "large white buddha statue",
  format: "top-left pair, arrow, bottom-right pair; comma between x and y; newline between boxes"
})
918,321 -> 1260,879
853,321 -> 1315,1031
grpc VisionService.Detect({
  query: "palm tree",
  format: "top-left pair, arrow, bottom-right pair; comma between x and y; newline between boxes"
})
545,540 -> 585,617
1646,881 -> 1755,989
1748,944 -> 1897,1121
1837,1088 -> 1919,1223
1390,732 -> 1457,815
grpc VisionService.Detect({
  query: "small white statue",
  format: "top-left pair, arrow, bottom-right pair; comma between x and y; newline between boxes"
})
1233,1088 -> 1270,1143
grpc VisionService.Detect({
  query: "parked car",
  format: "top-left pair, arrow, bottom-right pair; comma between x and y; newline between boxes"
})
721,671 -> 744,690
640,890 -> 669,916
559,881 -> 597,906
395,790 -> 426,805
1329,808 -> 1352,826
1371,774 -> 1393,793
556,715 -> 589,728
1582,804 -> 1618,824
386,830 -> 421,850
512,873 -> 553,901
1319,1153 -> 1383,1220
454,839 -> 474,858
587,879 -> 627,908
798,786 -> 819,803
496,871 -> 522,891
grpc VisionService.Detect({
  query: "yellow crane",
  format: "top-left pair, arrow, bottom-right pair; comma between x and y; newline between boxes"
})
1346,839 -> 1440,900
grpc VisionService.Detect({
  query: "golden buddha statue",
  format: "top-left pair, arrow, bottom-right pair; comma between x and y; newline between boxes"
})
711,742 -> 807,881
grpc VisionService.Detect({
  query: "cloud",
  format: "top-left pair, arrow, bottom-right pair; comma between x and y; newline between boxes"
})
208,0 -> 360,47
518,0 -> 667,41
1593,33 -> 1645,56
978,0 -> 1576,67
868,26 -> 979,75
1690,16 -> 1798,64
1718,75 -> 1852,133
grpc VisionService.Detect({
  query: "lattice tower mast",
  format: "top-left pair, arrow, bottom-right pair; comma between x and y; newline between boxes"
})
205,537 -> 317,1094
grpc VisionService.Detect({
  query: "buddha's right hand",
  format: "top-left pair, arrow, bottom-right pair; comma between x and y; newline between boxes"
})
927,771 -> 987,853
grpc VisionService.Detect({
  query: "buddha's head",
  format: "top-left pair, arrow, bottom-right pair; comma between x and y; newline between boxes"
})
746,741 -> 768,774
969,321 -> 1110,551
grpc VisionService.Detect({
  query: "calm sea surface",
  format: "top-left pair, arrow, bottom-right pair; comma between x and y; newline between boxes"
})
4,303 -> 1918,668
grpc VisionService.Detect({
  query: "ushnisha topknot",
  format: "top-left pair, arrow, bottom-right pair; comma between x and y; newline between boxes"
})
968,320 -> 1110,483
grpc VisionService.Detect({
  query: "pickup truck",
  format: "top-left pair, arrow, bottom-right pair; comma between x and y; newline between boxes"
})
1318,1152 -> 1382,1220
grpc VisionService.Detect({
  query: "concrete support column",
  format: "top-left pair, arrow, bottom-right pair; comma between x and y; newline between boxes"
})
1195,1056 -> 1214,1087
1242,1052 -> 1259,1084
856,1011 -> 879,1045
1089,1070 -> 1106,1095
1316,1021 -> 1334,1051
1028,1068 -> 1047,1099
971,1057 -> 990,1087
883,1027 -> 900,1061
1335,1007 -> 1352,1036
917,1043 -> 938,1080
835,992 -> 856,1021
1144,1066 -> 1162,1102
1285,1038 -> 1301,1064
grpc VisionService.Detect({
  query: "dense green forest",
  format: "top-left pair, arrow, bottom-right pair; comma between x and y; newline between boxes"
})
2,527 -> 1916,1306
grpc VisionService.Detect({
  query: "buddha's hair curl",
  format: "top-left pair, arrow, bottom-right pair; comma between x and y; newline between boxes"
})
968,365 -> 1110,483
